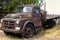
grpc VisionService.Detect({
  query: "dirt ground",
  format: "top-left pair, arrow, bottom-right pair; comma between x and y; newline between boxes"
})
0,21 -> 60,40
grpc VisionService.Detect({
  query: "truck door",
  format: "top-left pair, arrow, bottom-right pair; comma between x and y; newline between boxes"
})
32,7 -> 42,27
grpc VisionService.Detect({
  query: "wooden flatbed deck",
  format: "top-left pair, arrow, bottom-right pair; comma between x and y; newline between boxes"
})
46,14 -> 60,20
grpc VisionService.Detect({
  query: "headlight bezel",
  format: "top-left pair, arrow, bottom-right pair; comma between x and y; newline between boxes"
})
16,20 -> 20,24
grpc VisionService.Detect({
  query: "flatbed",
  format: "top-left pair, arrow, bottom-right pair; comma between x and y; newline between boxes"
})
46,14 -> 60,19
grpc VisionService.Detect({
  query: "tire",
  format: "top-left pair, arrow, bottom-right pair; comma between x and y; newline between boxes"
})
44,19 -> 56,29
4,31 -> 11,35
22,24 -> 35,38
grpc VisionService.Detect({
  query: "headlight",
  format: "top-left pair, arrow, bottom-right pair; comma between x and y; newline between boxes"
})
15,27 -> 20,30
19,16 -> 21,18
1,19 -> 3,22
16,20 -> 19,24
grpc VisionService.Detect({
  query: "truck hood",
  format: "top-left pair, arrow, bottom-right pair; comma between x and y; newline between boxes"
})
5,13 -> 32,19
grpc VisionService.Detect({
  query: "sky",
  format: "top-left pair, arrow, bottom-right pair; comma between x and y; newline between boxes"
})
42,0 -> 60,15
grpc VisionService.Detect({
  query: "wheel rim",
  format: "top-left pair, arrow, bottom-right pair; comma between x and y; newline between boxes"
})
25,26 -> 33,37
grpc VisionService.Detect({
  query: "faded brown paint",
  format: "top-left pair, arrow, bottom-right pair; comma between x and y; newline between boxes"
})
0,5 -> 59,34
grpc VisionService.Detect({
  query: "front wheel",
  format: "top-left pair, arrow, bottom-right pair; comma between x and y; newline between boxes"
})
22,24 -> 35,38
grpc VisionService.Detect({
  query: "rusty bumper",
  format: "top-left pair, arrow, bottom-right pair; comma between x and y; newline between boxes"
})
0,27 -> 23,33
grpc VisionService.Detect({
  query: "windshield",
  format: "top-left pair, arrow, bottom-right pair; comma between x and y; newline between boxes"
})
17,6 -> 32,13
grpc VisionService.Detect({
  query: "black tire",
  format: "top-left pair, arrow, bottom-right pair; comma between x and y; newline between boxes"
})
43,19 -> 56,29
4,31 -> 11,35
22,24 -> 35,38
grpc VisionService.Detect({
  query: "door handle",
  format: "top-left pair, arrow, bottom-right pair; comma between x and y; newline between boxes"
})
32,14 -> 35,17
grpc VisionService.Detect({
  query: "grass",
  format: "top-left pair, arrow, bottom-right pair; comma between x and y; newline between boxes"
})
45,25 -> 60,34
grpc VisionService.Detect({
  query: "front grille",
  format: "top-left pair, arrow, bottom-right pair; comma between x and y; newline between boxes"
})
3,20 -> 15,29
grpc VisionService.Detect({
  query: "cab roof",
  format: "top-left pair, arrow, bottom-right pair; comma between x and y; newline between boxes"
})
19,5 -> 40,7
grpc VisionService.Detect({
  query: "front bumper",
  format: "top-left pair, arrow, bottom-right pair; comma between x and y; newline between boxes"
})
0,27 -> 24,33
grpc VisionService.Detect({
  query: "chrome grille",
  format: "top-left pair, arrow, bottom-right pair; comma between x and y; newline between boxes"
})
3,20 -> 14,29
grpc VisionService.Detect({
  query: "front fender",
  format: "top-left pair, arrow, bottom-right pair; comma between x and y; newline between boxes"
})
22,21 -> 33,30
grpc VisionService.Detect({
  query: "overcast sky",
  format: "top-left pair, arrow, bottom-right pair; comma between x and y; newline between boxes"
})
44,0 -> 60,15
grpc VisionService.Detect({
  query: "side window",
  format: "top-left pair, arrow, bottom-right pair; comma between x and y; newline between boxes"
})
33,8 -> 40,14
17,6 -> 23,12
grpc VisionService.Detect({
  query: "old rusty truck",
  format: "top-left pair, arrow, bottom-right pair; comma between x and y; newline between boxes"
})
0,5 -> 59,38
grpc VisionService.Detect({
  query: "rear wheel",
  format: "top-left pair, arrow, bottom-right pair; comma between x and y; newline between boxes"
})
22,24 -> 35,38
43,19 -> 56,29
